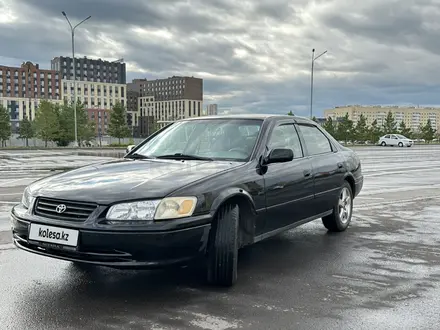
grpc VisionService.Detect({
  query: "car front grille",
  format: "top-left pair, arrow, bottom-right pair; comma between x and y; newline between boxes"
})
34,197 -> 97,221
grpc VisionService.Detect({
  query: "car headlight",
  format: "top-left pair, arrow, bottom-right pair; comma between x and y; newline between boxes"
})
106,197 -> 197,222
154,197 -> 197,220
21,187 -> 32,209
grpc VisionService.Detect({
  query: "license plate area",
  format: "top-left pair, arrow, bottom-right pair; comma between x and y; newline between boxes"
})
28,223 -> 79,249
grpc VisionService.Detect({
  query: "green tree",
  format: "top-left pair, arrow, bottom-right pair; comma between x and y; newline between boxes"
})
18,116 -> 35,147
383,111 -> 397,133
34,100 -> 60,147
0,105 -> 11,147
398,121 -> 412,138
421,119 -> 436,142
108,101 -> 131,143
54,102 -> 97,146
322,117 -> 336,137
354,114 -> 368,142
312,116 -> 318,123
54,103 -> 73,146
287,111 -> 294,116
75,103 -> 96,145
368,119 -> 382,144
336,113 -> 354,142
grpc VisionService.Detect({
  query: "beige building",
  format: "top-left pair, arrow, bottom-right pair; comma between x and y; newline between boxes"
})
138,96 -> 203,127
131,76 -> 204,133
324,105 -> 439,131
61,80 -> 126,110
0,97 -> 62,133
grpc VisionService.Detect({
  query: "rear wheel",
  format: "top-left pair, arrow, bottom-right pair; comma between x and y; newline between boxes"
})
207,203 -> 239,287
322,181 -> 353,232
381,141 -> 386,146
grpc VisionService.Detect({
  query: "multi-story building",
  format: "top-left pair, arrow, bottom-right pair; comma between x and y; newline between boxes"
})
206,104 -> 218,116
129,76 -> 203,136
61,80 -> 126,109
126,87 -> 140,128
324,105 -> 440,131
129,76 -> 202,101
0,62 -> 61,132
60,80 -> 126,136
51,56 -> 126,84
52,56 -> 127,136
86,108 -> 111,137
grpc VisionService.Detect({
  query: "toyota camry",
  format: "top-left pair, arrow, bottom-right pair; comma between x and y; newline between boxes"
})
11,114 -> 363,286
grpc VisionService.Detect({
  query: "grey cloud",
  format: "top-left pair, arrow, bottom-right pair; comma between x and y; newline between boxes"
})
253,0 -> 297,20
320,1 -> 440,55
2,0 -> 440,118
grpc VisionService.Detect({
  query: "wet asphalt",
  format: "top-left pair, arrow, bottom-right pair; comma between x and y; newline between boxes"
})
1,146 -> 440,329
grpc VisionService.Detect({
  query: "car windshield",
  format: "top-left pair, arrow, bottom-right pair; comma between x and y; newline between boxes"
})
395,134 -> 407,139
133,118 -> 263,161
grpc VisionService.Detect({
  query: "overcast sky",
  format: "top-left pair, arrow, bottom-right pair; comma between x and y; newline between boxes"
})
1,0 -> 440,116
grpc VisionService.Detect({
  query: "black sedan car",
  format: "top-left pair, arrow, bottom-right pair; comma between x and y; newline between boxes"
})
11,114 -> 363,286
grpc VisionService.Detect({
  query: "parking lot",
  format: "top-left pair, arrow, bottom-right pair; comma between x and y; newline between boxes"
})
1,145 -> 440,330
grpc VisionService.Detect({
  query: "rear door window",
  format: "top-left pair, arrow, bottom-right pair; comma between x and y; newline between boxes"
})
297,124 -> 333,156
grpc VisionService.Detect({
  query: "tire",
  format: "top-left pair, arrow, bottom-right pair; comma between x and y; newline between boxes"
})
207,203 -> 239,287
398,142 -> 403,147
322,181 -> 353,232
380,141 -> 386,146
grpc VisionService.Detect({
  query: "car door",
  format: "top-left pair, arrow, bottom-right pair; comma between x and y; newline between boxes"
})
387,134 -> 396,145
390,134 -> 399,146
262,121 -> 315,233
296,123 -> 346,215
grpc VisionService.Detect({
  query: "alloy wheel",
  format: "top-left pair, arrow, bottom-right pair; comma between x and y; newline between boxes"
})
338,187 -> 352,224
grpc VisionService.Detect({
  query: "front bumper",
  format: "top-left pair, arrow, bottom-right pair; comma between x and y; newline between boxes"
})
11,208 -> 212,269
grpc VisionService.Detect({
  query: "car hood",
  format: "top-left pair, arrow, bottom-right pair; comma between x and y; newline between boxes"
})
29,159 -> 241,204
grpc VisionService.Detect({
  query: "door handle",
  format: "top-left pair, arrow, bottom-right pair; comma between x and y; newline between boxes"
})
337,163 -> 343,169
303,170 -> 311,177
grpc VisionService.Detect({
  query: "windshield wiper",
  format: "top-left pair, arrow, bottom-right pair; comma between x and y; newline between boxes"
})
155,153 -> 214,161
125,153 -> 151,160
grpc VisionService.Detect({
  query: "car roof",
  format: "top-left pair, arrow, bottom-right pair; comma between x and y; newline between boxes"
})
178,114 -> 316,124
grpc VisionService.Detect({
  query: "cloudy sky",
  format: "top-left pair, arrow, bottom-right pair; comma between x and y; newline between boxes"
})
1,0 -> 439,116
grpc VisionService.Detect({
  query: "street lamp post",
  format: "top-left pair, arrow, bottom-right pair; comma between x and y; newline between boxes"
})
62,11 -> 91,147
310,48 -> 327,119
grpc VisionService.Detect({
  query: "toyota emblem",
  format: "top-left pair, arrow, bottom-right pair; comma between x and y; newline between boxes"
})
55,204 -> 67,214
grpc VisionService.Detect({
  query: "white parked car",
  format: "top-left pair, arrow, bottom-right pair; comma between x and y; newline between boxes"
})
378,134 -> 413,147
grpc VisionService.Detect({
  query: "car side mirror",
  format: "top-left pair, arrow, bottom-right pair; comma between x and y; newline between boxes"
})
266,148 -> 293,164
126,145 -> 136,154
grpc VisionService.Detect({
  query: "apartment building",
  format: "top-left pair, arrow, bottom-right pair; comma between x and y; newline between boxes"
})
126,89 -> 139,127
128,76 -> 203,136
52,56 -> 127,136
61,80 -> 126,109
51,56 -> 126,84
87,108 -> 111,137
324,105 -> 439,131
206,104 -> 218,116
0,62 -> 61,132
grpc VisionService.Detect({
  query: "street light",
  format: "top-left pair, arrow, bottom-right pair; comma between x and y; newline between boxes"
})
310,48 -> 327,119
62,11 -> 91,147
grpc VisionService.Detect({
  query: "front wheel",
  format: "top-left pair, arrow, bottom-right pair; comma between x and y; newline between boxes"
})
207,204 -> 239,286
398,142 -> 403,147
322,181 -> 353,232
